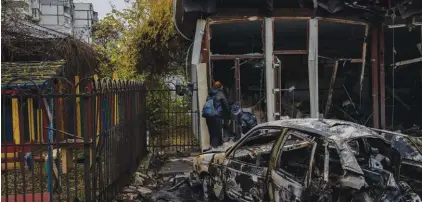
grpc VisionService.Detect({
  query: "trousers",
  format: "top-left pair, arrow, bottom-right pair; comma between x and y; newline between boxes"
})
206,117 -> 223,148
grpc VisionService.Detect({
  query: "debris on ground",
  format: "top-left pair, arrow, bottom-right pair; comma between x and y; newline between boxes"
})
113,155 -> 201,202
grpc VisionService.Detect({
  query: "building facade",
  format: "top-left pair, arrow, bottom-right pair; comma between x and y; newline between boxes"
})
38,0 -> 73,34
73,3 -> 98,43
13,0 -> 98,43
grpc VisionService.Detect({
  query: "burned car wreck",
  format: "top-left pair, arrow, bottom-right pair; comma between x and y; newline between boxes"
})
190,119 -> 422,201
378,130 -> 422,196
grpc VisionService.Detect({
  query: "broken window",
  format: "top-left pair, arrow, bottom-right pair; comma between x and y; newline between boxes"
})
231,129 -> 281,166
210,59 -> 266,112
273,19 -> 307,51
276,131 -> 315,185
210,20 -> 263,55
318,20 -> 366,58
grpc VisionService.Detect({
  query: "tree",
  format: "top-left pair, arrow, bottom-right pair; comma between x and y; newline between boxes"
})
93,0 -> 187,81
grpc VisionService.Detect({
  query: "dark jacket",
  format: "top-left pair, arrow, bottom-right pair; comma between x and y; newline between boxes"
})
208,87 -> 230,118
237,111 -> 258,134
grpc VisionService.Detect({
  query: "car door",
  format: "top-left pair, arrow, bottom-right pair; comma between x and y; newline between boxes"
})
224,128 -> 283,201
268,130 -> 317,202
390,135 -> 422,186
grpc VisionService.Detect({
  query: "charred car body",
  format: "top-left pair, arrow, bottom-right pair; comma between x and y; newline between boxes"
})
190,119 -> 422,201
380,130 -> 422,196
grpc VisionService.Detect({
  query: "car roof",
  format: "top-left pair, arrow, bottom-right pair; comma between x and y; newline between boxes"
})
260,118 -> 382,141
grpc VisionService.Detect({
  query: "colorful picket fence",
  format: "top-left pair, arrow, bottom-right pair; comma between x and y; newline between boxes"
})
1,75 -> 147,201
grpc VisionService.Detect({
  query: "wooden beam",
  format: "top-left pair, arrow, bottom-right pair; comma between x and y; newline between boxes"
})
210,54 -> 264,60
325,61 -> 339,117
318,17 -> 368,26
393,57 -> 422,69
274,50 -> 308,55
360,24 -> 369,101
209,9 -> 368,25
205,21 -> 212,89
75,75 -> 81,137
379,27 -> 386,129
371,27 -> 380,128
210,9 -> 312,21
235,58 -> 241,106
209,17 -> 263,25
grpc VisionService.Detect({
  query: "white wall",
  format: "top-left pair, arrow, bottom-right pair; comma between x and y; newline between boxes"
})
74,10 -> 92,19
40,5 -> 58,15
40,15 -> 57,24
74,19 -> 92,26
31,0 -> 40,9
74,3 -> 91,10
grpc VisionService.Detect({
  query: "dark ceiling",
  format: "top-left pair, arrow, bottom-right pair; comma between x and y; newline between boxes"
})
174,0 -> 422,40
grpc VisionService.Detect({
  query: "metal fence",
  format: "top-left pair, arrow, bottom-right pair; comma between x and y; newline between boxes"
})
1,76 -> 147,202
146,88 -> 200,155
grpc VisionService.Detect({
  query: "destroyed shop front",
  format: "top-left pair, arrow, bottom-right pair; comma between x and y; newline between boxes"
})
174,0 -> 422,149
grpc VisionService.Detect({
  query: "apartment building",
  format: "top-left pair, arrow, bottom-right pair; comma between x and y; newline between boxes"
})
73,3 -> 98,43
10,0 -> 98,43
38,0 -> 73,34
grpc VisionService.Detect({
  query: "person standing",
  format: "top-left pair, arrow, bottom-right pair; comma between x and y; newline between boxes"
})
202,81 -> 230,149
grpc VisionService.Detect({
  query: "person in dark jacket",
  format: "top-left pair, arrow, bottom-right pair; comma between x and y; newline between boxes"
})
205,81 -> 230,148
231,104 -> 258,136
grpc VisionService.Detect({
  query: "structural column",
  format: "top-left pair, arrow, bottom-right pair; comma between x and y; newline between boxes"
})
308,18 -> 319,118
191,19 -> 206,140
379,26 -> 386,129
265,17 -> 275,122
371,26 -> 380,128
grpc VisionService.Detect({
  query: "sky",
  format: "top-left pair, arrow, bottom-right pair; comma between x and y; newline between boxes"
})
75,0 -> 131,19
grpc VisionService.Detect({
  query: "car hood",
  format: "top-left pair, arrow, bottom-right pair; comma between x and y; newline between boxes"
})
193,151 -> 226,174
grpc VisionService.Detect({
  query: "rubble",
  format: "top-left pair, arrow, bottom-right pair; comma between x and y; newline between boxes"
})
114,156 -> 202,202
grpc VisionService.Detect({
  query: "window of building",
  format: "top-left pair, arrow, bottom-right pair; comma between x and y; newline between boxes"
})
64,6 -> 70,14
32,8 -> 37,17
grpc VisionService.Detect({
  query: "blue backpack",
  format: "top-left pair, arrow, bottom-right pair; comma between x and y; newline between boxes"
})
202,98 -> 217,118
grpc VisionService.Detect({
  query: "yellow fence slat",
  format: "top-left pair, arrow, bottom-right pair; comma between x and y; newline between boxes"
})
12,98 -> 20,144
28,98 -> 35,141
75,76 -> 81,137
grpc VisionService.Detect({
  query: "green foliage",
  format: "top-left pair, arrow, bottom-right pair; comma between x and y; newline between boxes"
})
93,0 -> 187,81
93,0 -> 194,147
